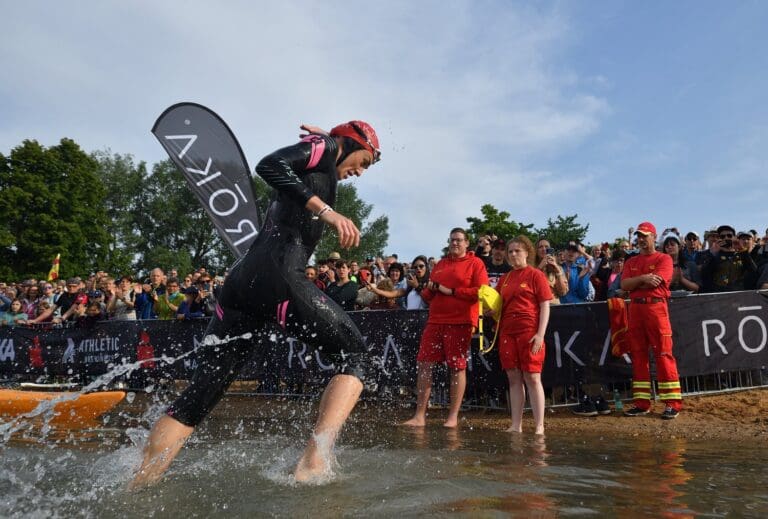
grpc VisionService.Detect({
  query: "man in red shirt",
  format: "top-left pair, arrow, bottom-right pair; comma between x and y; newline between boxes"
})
620,221 -> 683,419
401,227 -> 489,428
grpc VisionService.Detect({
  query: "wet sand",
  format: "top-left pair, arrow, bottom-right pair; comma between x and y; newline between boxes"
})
213,386 -> 768,442
456,388 -> 768,442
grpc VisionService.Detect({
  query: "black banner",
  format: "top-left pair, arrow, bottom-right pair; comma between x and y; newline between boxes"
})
2,292 -> 767,392
152,102 -> 260,257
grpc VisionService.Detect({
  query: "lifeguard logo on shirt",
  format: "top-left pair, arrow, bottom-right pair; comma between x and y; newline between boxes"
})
649,264 -> 656,270
520,283 -> 528,288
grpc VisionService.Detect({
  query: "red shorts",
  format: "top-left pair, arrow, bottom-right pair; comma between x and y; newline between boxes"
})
416,323 -> 473,370
499,331 -> 545,372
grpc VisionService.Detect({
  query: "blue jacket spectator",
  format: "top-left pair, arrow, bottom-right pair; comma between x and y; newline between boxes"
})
561,245 -> 593,304
176,287 -> 205,319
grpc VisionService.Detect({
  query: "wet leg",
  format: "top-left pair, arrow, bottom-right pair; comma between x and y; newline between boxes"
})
506,369 -> 525,433
443,368 -> 466,428
294,374 -> 363,482
129,415 -> 194,489
524,372 -> 545,435
401,361 -> 433,426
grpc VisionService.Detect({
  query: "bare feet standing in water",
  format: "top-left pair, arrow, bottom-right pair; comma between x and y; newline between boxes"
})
400,228 -> 488,429
493,237 -> 552,435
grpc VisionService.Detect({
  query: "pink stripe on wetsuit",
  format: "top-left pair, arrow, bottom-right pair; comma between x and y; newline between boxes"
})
301,135 -> 325,169
277,300 -> 289,329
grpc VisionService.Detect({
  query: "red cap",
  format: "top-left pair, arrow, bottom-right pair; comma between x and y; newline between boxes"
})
635,222 -> 657,235
329,121 -> 381,163
74,293 -> 88,305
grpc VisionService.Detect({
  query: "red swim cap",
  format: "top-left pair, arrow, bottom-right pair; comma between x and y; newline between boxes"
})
329,120 -> 381,163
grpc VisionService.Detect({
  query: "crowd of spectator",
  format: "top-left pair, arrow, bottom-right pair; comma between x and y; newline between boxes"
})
308,224 -> 768,313
3,223 -> 768,328
0,268 -> 223,328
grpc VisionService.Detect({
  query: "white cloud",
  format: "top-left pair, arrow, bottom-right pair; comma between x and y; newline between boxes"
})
1,1 -> 610,260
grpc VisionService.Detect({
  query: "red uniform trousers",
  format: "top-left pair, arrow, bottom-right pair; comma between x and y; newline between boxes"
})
627,301 -> 682,411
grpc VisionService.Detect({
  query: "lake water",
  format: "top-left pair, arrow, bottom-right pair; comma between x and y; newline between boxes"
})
1,396 -> 766,518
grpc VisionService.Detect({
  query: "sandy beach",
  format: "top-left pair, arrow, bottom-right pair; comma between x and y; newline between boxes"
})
452,388 -> 768,442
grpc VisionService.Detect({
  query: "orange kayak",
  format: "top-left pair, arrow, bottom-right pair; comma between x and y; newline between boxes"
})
0,389 -> 126,427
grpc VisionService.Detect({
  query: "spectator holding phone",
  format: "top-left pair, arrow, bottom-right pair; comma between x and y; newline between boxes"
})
195,274 -> 217,316
474,234 -> 493,261
405,255 -> 430,310
176,286 -> 206,319
560,244 -> 594,303
535,238 -> 567,304
368,256 -> 429,310
701,224 -> 758,292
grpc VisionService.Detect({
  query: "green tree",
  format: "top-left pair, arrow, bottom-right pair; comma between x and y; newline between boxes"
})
313,183 -> 389,262
0,139 -> 110,280
534,214 -> 590,249
465,204 -> 536,246
92,150 -> 150,275
131,159 -> 235,276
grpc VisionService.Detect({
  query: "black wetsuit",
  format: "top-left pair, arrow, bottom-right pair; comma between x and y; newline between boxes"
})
168,134 -> 368,427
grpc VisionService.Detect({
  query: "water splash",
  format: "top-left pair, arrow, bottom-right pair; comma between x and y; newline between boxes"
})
0,331 -> 254,444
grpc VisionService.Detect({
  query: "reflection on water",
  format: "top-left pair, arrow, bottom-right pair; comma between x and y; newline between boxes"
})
1,399 -> 767,518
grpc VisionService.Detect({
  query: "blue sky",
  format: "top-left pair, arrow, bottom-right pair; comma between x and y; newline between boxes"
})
2,1 -> 767,262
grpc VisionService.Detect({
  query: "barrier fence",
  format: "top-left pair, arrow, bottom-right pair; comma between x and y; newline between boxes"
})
1,291 -> 767,407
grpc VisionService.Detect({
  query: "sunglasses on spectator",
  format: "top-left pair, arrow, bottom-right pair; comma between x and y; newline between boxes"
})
44,285 -> 53,289
720,233 -> 734,239
413,264 -> 427,269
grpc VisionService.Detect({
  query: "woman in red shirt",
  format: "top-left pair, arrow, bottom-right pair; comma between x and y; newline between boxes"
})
495,236 -> 553,435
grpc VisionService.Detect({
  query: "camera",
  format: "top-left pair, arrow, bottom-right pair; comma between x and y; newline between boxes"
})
722,239 -> 733,248
407,269 -> 416,277
545,247 -> 555,256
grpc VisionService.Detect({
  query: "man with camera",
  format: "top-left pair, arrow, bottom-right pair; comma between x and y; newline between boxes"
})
700,224 -> 758,292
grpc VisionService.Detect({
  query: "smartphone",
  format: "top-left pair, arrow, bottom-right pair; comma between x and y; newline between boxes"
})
545,247 -> 555,255
407,269 -> 416,277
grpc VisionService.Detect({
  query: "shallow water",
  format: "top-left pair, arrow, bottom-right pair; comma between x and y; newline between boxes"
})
2,399 -> 767,518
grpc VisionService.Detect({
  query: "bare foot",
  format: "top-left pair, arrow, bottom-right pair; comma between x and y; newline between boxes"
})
534,428 -> 545,436
443,418 -> 459,428
399,417 -> 426,427
505,426 -> 523,433
293,453 -> 329,483
294,434 -> 333,483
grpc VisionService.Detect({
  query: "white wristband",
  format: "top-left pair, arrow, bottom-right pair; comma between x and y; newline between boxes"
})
312,205 -> 333,220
